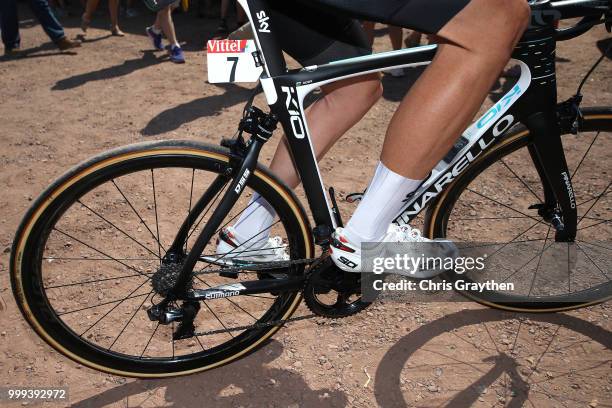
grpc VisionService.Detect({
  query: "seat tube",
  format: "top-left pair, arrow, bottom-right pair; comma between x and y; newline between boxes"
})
239,0 -> 287,77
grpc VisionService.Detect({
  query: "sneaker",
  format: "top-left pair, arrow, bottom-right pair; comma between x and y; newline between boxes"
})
146,26 -> 163,50
56,37 -> 81,51
330,225 -> 457,277
4,46 -> 23,57
169,45 -> 185,63
383,67 -> 405,78
204,226 -> 289,266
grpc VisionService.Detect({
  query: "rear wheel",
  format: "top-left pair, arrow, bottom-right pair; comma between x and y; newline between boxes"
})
11,140 -> 313,377
425,107 -> 612,312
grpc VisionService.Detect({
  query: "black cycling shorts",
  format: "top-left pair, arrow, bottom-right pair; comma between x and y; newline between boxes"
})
269,1 -> 371,66
268,0 -> 471,67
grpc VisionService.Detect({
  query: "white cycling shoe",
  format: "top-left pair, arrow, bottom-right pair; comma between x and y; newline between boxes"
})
203,226 -> 289,266
330,224 -> 458,278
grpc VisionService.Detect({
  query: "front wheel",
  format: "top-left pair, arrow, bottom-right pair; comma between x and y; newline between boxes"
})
11,140 -> 313,377
425,107 -> 612,312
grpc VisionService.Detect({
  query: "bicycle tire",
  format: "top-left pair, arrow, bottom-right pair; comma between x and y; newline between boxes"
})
10,139 -> 313,377
425,107 -> 612,312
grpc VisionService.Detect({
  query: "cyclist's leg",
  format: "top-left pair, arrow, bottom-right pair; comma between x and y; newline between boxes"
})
226,8 -> 382,252
339,0 -> 530,251
229,74 -> 381,248
268,75 -> 382,188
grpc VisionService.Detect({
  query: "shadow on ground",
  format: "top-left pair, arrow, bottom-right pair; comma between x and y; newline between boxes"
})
52,50 -> 167,90
375,308 -> 611,408
72,339 -> 346,408
141,83 -> 253,135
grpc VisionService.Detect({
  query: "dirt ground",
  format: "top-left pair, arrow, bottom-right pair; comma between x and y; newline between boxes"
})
1,4 -> 611,407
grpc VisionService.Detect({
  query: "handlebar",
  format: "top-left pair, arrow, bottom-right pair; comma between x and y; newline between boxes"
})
546,0 -> 611,41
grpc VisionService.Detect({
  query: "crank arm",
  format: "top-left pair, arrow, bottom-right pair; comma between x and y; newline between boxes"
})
184,277 -> 305,301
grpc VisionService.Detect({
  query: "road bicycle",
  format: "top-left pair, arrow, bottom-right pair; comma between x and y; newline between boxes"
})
10,0 -> 612,377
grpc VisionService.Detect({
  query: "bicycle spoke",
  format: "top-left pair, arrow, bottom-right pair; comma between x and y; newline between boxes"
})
52,228 -> 151,281
77,199 -> 161,260
577,240 -> 612,252
196,220 -> 282,273
576,242 -> 610,281
151,170 -> 163,267
500,159 -> 542,203
186,179 -> 230,242
43,257 -> 157,261
576,189 -> 611,207
527,227 -> 551,297
46,272 -> 153,289
186,169 -> 195,253
202,301 -> 234,339
108,290 -> 154,351
197,278 -> 258,321
577,181 -> 611,225
571,131 -> 600,180
140,322 -> 160,359
466,188 -> 545,224
58,291 -> 151,316
112,179 -> 167,254
79,278 -> 151,336
501,240 -> 556,284
577,218 -> 612,231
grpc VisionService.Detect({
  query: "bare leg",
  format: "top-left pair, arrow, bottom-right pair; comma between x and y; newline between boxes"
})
156,6 -> 178,46
381,0 -> 530,179
81,0 -> 99,30
269,74 -> 382,188
109,0 -> 124,35
362,21 -> 375,45
388,26 -> 402,51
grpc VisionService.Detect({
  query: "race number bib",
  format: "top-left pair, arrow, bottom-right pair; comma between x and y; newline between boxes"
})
206,40 -> 263,84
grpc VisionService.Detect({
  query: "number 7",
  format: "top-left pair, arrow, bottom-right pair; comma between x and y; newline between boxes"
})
227,57 -> 239,82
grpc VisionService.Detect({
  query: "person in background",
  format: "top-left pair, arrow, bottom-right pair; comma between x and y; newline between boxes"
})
213,0 -> 247,39
146,2 -> 185,63
362,21 -> 405,77
81,0 -> 124,36
0,0 -> 81,55
124,0 -> 139,17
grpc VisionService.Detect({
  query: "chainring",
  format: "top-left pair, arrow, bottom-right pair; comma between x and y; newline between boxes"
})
303,257 -> 373,318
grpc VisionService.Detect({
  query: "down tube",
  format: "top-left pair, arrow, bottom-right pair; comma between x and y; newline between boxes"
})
394,60 -> 533,225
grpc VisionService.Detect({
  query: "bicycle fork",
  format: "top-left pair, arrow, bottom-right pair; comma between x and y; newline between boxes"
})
525,109 -> 578,242
168,107 -> 281,299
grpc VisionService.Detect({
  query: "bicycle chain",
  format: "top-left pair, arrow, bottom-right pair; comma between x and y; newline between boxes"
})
193,257 -> 319,276
192,257 -> 321,337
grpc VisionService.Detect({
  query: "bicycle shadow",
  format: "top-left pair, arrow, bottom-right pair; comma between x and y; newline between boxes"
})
72,339 -> 346,408
51,50 -> 167,91
141,83 -> 254,136
374,308 -> 611,408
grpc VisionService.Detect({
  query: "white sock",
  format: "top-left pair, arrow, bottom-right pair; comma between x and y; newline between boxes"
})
151,26 -> 161,35
233,193 -> 276,245
344,161 -> 423,243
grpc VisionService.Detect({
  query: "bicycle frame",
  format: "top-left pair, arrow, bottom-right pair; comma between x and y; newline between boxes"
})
168,0 -> 606,298
238,0 -> 577,233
